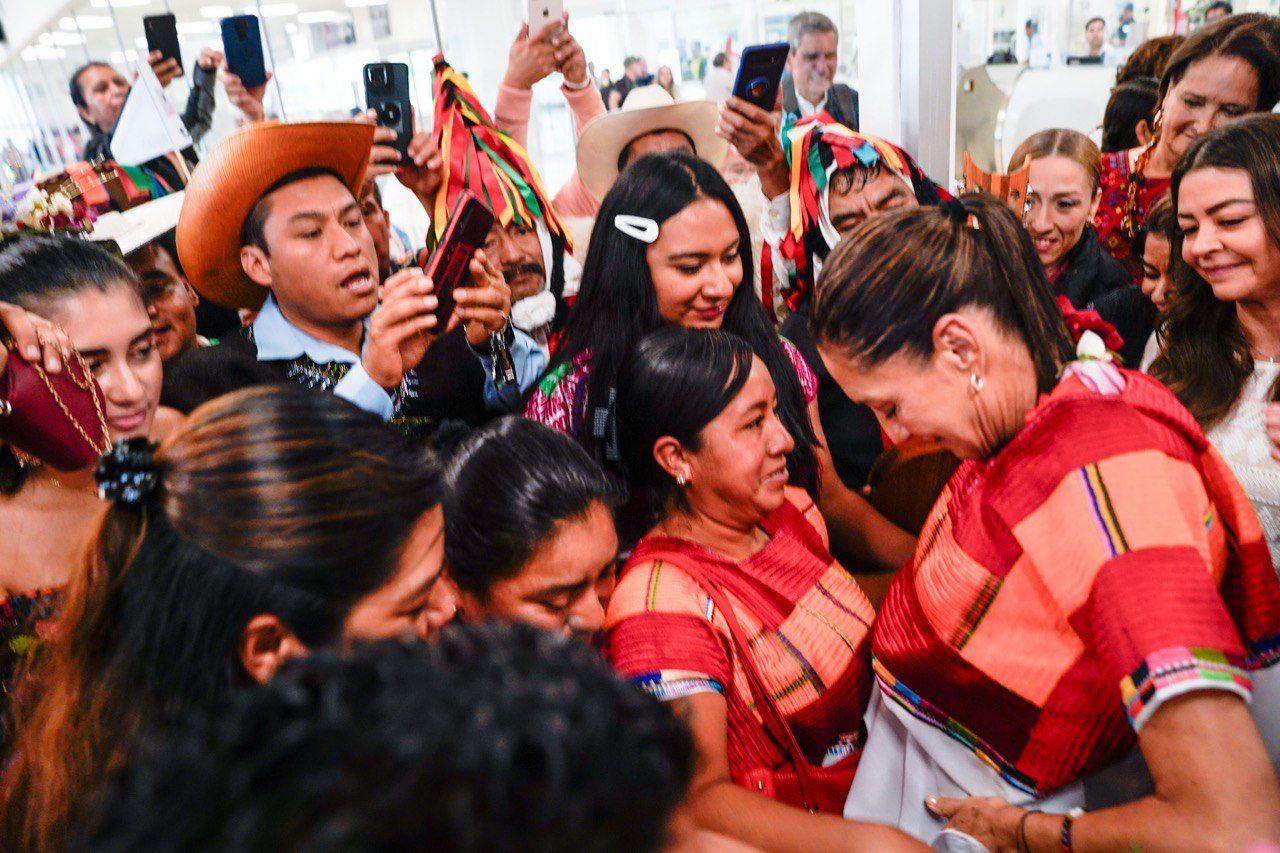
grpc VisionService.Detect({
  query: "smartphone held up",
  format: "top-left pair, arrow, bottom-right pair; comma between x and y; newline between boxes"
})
421,191 -> 496,331
364,62 -> 413,160
732,42 -> 789,111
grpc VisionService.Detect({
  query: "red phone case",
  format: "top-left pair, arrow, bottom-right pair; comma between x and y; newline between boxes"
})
422,191 -> 496,328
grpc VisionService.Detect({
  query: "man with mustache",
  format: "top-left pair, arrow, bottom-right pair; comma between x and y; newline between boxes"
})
781,12 -> 859,131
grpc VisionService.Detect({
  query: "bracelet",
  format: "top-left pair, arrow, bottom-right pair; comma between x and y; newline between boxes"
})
562,74 -> 592,91
1060,808 -> 1083,850
1016,809 -> 1038,853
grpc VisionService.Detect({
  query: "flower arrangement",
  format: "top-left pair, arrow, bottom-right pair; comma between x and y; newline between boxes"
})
0,186 -> 97,239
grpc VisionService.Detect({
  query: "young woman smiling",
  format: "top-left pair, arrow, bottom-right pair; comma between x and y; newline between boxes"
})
1010,129 -> 1129,307
1094,14 -> 1280,278
1151,113 -> 1280,577
528,151 -> 914,573
0,238 -> 182,704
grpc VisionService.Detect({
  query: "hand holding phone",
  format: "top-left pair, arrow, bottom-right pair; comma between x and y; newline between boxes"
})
143,15 -> 183,79
221,14 -> 267,89
422,191 -> 497,332
527,0 -> 564,28
732,42 -> 789,111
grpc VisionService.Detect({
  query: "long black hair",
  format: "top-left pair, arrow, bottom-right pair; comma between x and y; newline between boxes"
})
443,416 -> 622,600
550,151 -> 818,493
0,236 -> 140,494
616,327 -> 757,526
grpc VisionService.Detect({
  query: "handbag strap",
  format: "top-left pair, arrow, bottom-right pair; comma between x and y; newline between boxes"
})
643,548 -> 822,808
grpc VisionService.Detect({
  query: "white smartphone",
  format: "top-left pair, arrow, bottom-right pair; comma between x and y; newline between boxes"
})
527,0 -> 563,27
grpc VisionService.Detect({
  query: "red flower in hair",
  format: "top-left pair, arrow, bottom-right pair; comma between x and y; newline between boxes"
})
1055,296 -> 1124,352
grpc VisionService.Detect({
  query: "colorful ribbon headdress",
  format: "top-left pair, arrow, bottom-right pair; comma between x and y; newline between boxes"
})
762,113 -> 947,321
430,54 -> 570,251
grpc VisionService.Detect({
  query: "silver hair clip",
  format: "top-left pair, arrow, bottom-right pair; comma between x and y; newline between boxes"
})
614,214 -> 659,244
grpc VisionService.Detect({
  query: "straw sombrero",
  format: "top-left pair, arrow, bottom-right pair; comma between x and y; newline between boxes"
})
176,120 -> 375,309
575,85 -> 727,202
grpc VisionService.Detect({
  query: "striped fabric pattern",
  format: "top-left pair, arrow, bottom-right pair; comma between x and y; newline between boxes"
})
873,368 -> 1280,796
605,490 -> 874,784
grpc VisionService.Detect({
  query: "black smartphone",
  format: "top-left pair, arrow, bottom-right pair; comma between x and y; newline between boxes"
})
220,14 -> 267,89
143,14 -> 183,77
732,42 -> 790,110
422,191 -> 496,330
364,62 -> 412,159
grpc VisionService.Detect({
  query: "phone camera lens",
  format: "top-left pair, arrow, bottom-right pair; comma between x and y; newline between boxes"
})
749,78 -> 767,98
382,103 -> 401,123
370,67 -> 389,88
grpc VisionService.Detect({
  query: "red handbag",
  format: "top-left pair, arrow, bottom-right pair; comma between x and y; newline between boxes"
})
642,548 -> 861,814
0,341 -> 111,471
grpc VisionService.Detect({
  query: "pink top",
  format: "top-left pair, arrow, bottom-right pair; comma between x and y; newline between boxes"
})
494,81 -> 606,219
526,338 -> 819,437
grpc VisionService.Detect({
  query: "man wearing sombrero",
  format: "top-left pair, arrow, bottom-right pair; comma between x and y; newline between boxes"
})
720,98 -> 949,489
162,119 -> 522,433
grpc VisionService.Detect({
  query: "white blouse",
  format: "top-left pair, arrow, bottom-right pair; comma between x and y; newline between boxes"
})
1206,361 -> 1280,578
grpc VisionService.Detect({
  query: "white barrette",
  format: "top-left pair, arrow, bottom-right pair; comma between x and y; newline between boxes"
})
614,214 -> 659,244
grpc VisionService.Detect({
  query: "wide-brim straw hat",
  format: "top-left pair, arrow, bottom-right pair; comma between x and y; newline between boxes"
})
576,85 -> 727,202
176,120 -> 374,309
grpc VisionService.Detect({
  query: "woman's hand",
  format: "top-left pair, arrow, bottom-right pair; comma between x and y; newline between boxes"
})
503,19 -> 561,90
553,19 -> 588,87
1266,402 -> 1280,463
453,250 -> 512,348
0,301 -> 73,377
925,796 -> 1029,852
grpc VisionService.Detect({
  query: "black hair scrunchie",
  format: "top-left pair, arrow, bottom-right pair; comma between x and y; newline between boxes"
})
95,437 -> 160,506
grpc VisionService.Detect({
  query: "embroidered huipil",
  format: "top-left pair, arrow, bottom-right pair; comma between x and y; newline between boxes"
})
845,363 -> 1280,839
605,490 -> 874,783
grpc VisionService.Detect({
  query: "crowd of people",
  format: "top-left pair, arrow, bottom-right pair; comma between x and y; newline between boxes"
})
1,5 -> 1279,852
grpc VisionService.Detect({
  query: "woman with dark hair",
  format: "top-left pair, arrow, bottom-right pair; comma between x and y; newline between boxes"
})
1094,13 -> 1280,279
528,151 -> 914,570
604,326 -> 920,850
0,385 -> 457,851
1009,129 -> 1129,305
0,236 -> 181,710
811,195 -> 1280,848
1113,35 -> 1184,85
1100,77 -> 1159,154
1093,194 -> 1175,367
443,416 -> 622,643
1150,113 -> 1280,575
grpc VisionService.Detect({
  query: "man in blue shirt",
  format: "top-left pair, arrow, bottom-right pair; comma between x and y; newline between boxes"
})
163,120 -> 542,434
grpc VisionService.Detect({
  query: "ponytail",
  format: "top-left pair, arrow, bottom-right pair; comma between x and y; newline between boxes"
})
813,194 -> 1073,393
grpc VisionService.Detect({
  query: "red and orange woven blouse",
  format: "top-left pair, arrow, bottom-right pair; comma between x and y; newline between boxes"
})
605,489 -> 875,784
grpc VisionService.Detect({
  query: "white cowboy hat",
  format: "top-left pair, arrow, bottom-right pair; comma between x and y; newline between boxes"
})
576,85 -> 728,202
